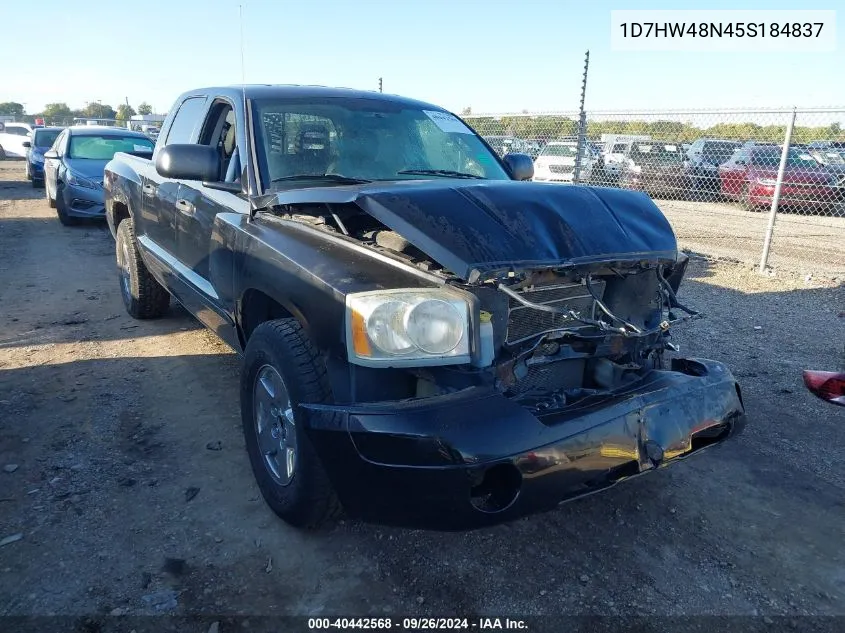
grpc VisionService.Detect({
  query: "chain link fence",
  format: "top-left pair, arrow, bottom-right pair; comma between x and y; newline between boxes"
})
466,108 -> 845,275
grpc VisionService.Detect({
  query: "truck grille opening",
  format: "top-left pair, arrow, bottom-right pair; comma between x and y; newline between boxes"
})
508,360 -> 586,396
506,280 -> 605,344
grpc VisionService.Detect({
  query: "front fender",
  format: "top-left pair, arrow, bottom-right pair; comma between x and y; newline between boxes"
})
229,213 -> 443,357
104,157 -> 143,239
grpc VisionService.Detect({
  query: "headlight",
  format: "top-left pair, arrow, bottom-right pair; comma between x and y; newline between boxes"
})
757,178 -> 777,186
66,170 -> 98,189
346,289 -> 471,367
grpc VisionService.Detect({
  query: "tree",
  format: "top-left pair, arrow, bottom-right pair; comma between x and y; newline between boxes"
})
461,106 -> 472,116
137,102 -> 153,115
81,102 -> 117,120
0,102 -> 25,117
42,102 -> 73,120
116,104 -> 136,122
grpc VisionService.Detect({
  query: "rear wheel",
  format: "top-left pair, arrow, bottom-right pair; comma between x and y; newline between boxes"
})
0,146 -> 5,160
241,319 -> 341,529
55,183 -> 78,226
115,218 -> 170,319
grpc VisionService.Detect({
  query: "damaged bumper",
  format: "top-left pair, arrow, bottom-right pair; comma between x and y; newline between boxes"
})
303,357 -> 746,530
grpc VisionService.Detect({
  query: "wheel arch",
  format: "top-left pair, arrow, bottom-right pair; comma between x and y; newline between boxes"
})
237,287 -> 308,351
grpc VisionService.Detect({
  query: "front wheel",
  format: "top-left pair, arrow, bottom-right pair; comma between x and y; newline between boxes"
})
241,319 -> 341,529
115,218 -> 170,319
55,183 -> 76,224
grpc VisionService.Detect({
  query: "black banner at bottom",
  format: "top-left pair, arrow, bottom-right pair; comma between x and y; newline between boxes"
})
0,616 -> 843,633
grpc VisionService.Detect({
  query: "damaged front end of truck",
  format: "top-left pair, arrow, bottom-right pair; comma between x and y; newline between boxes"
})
256,180 -> 747,529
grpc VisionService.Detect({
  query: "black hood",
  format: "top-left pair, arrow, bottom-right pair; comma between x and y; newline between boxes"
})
257,181 -> 678,281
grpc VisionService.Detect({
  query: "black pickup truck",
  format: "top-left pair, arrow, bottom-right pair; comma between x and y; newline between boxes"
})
103,85 -> 746,530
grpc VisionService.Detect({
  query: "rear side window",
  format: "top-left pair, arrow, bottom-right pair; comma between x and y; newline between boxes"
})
164,96 -> 208,145
6,125 -> 29,136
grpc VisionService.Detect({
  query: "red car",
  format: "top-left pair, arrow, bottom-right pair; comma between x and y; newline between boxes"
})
718,145 -> 843,211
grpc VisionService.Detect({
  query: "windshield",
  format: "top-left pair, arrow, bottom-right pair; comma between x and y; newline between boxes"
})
702,141 -> 739,161
68,135 -> 154,159
541,143 -> 578,158
810,149 -> 845,165
33,129 -> 61,149
631,143 -> 683,163
750,147 -> 820,168
252,99 -> 509,191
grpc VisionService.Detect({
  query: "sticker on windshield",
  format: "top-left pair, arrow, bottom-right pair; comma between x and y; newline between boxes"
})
423,110 -> 473,135
798,153 -> 813,160
134,144 -> 152,152
638,145 -> 653,152
664,144 -> 677,151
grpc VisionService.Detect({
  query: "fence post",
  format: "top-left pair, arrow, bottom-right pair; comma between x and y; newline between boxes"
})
758,107 -> 796,274
573,50 -> 590,184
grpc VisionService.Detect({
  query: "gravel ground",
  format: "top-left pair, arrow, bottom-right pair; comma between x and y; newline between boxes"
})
1,160 -> 844,629
656,197 -> 845,276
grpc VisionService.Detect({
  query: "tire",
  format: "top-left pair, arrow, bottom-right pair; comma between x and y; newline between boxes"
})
32,178 -> 43,189
115,218 -> 170,319
55,183 -> 79,226
46,180 -> 56,208
0,146 -> 5,160
241,319 -> 341,529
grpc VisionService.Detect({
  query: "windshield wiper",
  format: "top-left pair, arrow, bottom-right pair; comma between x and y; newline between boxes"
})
271,174 -> 371,185
397,169 -> 484,179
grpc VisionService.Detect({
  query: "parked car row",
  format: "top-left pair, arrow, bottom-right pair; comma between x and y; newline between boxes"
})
40,126 -> 156,225
479,130 -> 845,213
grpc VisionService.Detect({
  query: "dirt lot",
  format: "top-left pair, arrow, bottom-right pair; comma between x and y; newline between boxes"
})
1,160 -> 844,627
657,197 -> 845,276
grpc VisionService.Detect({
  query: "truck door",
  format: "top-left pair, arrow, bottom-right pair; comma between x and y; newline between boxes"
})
172,98 -> 248,345
138,95 -> 209,279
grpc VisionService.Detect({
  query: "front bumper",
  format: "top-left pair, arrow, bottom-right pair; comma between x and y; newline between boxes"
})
28,160 -> 44,179
624,173 -> 691,195
304,358 -> 746,530
748,183 -> 842,208
62,184 -> 105,218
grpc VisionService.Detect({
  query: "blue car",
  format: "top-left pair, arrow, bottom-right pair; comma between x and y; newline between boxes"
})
43,126 -> 155,226
24,127 -> 64,187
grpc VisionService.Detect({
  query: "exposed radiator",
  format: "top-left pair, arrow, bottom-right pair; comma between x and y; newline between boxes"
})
506,280 -> 605,344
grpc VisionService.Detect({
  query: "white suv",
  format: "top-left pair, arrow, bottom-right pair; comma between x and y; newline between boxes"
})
533,141 -> 594,183
0,121 -> 36,159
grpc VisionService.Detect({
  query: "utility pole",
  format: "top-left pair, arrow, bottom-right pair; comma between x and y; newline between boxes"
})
378,77 -> 383,93
573,50 -> 590,184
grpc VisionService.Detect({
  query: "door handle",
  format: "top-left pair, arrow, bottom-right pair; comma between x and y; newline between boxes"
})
175,199 -> 195,214
142,183 -> 155,194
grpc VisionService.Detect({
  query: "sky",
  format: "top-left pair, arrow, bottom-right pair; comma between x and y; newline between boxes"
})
2,0 -> 842,116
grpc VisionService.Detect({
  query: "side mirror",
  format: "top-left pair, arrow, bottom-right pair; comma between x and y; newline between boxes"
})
155,144 -> 220,182
44,150 -> 59,159
22,141 -> 31,148
502,153 -> 534,181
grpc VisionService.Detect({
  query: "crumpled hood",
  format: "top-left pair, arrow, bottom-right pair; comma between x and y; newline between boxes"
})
258,180 -> 678,281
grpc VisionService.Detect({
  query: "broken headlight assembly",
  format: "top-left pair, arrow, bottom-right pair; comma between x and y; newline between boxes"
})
345,288 -> 472,367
